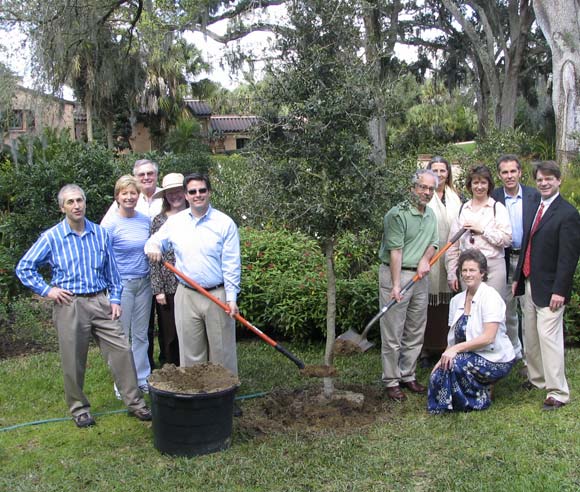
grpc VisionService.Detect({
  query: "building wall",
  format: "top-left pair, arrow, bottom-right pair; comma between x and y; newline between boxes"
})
4,88 -> 75,145
129,121 -> 153,153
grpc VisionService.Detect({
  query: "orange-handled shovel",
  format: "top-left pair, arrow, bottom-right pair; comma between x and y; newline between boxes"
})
335,227 -> 467,352
163,262 -> 306,370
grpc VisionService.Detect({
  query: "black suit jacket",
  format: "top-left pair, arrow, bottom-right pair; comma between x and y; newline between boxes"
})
491,184 -> 541,280
514,194 -> 580,307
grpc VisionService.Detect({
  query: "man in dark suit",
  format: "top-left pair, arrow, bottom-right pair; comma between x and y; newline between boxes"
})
513,161 -> 580,411
491,155 -> 540,361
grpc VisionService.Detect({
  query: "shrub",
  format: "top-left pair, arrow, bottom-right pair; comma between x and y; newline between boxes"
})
238,226 -> 379,341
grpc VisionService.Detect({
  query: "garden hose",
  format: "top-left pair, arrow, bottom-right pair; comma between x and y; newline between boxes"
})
0,391 -> 269,433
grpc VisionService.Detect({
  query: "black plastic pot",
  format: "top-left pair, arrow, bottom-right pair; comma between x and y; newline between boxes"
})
149,383 -> 239,457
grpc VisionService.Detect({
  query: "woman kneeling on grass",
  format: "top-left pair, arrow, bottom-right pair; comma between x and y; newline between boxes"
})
428,249 -> 515,414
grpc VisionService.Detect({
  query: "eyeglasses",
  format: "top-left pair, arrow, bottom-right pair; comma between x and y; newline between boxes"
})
416,184 -> 436,193
136,171 -> 156,178
187,188 -> 208,196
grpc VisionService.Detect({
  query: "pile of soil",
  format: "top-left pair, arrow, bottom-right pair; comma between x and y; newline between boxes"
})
333,339 -> 363,355
237,384 -> 392,437
148,363 -> 240,394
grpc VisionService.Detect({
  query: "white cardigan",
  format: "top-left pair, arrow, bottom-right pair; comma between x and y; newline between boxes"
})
447,282 -> 515,363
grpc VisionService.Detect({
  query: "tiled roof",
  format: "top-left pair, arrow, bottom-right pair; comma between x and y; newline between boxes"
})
210,116 -> 260,133
185,99 -> 212,116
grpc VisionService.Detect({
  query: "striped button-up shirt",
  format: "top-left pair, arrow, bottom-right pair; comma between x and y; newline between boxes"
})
16,219 -> 123,303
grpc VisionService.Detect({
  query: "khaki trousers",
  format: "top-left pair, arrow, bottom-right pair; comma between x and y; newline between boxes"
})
174,284 -> 238,375
52,293 -> 145,417
379,265 -> 429,387
522,279 -> 569,403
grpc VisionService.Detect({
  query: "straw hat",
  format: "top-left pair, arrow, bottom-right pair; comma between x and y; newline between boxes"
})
152,173 -> 185,199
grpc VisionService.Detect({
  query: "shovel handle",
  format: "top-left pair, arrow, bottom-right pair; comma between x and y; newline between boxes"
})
163,262 -> 305,370
361,228 -> 467,335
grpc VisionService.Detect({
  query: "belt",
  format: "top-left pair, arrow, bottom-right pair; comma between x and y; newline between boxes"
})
181,282 -> 224,292
383,264 -> 416,272
510,249 -> 521,256
74,290 -> 105,298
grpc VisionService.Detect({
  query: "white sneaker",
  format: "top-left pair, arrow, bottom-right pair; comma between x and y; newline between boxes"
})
139,384 -> 149,395
113,384 -> 122,400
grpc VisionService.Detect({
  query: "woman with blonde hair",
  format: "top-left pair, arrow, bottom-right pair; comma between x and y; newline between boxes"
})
101,175 -> 152,394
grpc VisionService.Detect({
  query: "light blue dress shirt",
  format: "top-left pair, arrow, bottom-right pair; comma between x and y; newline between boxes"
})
504,186 -> 523,249
145,206 -> 241,302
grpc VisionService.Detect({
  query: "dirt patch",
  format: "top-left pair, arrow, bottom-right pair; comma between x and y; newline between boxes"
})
237,383 -> 392,437
148,363 -> 240,394
300,364 -> 338,378
333,339 -> 363,355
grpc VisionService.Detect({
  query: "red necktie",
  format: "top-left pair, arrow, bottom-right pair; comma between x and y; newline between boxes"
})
523,202 -> 544,277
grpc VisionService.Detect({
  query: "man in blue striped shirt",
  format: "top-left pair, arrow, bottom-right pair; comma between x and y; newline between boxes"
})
16,184 -> 152,428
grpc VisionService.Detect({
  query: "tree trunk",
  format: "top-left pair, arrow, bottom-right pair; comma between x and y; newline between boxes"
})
85,89 -> 94,143
533,0 -> 580,167
105,118 -> 114,149
323,238 -> 336,397
499,0 -> 534,129
362,2 -> 401,164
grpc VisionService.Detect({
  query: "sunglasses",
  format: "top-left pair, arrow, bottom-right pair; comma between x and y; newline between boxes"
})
187,187 -> 208,196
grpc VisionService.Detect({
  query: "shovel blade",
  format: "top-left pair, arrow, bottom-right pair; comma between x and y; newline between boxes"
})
336,329 -> 375,352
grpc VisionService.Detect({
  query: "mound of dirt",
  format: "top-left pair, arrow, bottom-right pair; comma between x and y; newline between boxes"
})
333,339 -> 363,355
300,364 -> 338,378
237,384 -> 392,437
148,363 -> 240,394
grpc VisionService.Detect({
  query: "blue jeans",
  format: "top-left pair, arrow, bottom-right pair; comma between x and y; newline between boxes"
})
120,277 -> 152,386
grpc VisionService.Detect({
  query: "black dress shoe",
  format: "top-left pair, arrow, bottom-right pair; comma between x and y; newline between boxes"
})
129,406 -> 152,421
521,380 -> 537,391
386,385 -> 407,401
233,403 -> 243,417
542,397 -> 566,411
400,380 -> 427,394
73,412 -> 96,428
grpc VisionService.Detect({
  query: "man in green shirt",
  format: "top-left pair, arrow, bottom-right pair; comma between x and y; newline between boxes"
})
379,169 -> 439,401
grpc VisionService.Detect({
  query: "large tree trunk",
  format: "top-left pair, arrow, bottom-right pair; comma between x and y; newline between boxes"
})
105,118 -> 114,149
440,0 -> 533,132
323,238 -> 336,398
533,0 -> 580,167
499,0 -> 534,129
362,2 -> 402,164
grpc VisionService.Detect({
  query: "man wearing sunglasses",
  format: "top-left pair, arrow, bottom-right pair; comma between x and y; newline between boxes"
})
145,173 -> 241,411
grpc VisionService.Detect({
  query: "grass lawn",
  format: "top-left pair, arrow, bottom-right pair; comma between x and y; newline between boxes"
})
1,340 -> 579,492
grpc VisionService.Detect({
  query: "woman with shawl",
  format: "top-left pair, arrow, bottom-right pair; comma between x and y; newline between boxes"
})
421,157 -> 463,365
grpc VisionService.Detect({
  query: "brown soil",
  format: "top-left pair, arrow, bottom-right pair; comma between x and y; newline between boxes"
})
333,339 -> 363,355
299,364 -> 338,378
148,363 -> 240,394
236,384 -> 392,437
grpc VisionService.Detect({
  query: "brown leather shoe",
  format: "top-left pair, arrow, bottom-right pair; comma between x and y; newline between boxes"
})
400,380 -> 426,394
542,397 -> 566,411
386,385 -> 407,401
